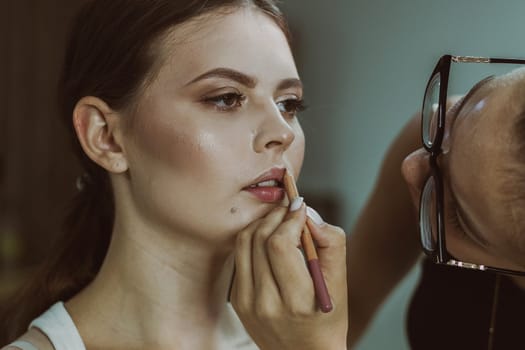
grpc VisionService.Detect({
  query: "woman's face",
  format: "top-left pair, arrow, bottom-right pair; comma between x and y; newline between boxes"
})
119,8 -> 304,246
404,67 -> 525,271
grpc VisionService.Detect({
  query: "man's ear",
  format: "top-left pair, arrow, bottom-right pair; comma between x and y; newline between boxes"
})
72,96 -> 128,173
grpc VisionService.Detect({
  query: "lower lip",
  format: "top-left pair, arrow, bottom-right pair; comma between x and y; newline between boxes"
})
243,187 -> 285,203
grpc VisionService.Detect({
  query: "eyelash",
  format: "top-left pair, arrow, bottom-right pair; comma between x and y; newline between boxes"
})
203,92 -> 247,111
202,92 -> 307,118
277,98 -> 307,118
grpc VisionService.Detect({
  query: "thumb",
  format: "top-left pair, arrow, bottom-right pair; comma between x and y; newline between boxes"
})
306,206 -> 346,250
305,207 -> 346,271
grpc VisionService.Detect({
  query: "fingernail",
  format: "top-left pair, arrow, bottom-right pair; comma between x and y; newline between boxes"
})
289,196 -> 304,211
306,206 -> 324,225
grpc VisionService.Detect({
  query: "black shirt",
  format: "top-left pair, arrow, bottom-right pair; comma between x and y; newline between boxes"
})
407,258 -> 525,350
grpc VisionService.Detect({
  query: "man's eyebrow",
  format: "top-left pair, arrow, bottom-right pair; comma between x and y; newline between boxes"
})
185,68 -> 257,88
444,77 -> 496,249
449,190 -> 489,247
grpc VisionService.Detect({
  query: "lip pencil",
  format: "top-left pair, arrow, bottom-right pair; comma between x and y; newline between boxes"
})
283,169 -> 333,313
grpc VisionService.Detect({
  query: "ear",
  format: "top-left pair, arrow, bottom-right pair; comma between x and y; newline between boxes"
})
72,96 -> 128,173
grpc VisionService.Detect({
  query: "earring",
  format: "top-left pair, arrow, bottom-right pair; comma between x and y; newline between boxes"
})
112,160 -> 127,172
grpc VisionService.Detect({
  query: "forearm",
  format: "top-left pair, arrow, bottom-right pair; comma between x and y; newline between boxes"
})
346,114 -> 421,346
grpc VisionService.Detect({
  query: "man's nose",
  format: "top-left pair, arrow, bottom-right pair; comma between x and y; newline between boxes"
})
401,148 -> 432,205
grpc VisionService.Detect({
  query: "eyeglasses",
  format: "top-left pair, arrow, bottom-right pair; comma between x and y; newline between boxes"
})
420,54 -> 525,276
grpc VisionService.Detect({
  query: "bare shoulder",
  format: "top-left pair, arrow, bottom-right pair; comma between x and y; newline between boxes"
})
2,328 -> 54,350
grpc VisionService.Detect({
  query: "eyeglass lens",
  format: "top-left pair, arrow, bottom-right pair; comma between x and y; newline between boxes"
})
422,73 -> 441,149
420,176 -> 438,254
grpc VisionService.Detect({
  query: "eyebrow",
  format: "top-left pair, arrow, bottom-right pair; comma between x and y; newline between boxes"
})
185,68 -> 257,88
185,67 -> 303,92
276,78 -> 303,92
449,190 -> 489,247
444,76 -> 496,246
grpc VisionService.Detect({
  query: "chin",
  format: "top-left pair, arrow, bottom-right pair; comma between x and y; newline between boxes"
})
207,202 -> 282,244
236,202 -> 280,226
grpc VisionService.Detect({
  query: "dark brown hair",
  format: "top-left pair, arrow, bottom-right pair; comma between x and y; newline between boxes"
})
1,0 -> 290,343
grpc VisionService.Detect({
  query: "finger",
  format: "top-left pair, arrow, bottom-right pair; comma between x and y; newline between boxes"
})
306,214 -> 347,306
306,206 -> 346,249
267,202 -> 315,312
252,206 -> 288,304
306,216 -> 346,266
232,218 -> 261,311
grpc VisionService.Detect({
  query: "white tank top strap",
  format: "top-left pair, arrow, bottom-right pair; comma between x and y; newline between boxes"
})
6,340 -> 39,350
28,302 -> 86,350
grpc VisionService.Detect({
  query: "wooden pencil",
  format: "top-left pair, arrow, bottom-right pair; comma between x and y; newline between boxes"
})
283,170 -> 333,313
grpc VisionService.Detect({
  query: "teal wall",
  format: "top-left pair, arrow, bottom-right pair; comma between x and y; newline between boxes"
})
281,1 -> 525,349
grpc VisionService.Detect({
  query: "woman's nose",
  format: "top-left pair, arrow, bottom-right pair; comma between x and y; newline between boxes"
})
401,148 -> 431,206
252,105 -> 296,153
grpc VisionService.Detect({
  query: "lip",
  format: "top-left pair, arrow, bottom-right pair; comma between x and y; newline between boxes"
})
242,167 -> 286,203
245,167 -> 286,188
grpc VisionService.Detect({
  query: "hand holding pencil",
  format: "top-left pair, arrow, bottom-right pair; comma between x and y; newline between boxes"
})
283,169 -> 333,313
230,168 -> 348,349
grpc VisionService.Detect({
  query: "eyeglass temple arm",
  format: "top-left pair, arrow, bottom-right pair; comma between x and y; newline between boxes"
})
451,55 -> 525,65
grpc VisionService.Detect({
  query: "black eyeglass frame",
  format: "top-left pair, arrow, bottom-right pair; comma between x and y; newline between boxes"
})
420,54 -> 525,276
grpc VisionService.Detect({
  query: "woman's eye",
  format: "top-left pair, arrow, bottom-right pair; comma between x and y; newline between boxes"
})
203,93 -> 246,111
276,98 -> 307,118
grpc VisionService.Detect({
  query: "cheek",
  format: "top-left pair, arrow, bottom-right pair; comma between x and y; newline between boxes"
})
123,112 -> 242,233
291,129 -> 306,174
127,110 -> 212,175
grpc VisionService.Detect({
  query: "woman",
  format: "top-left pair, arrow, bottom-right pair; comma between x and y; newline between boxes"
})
347,59 -> 525,349
1,1 -> 347,349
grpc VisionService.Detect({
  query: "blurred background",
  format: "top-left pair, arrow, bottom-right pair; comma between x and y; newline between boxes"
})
2,0 -> 525,349
282,1 -> 525,349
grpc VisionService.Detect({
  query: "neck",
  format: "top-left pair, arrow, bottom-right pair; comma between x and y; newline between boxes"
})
66,216 -> 244,349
